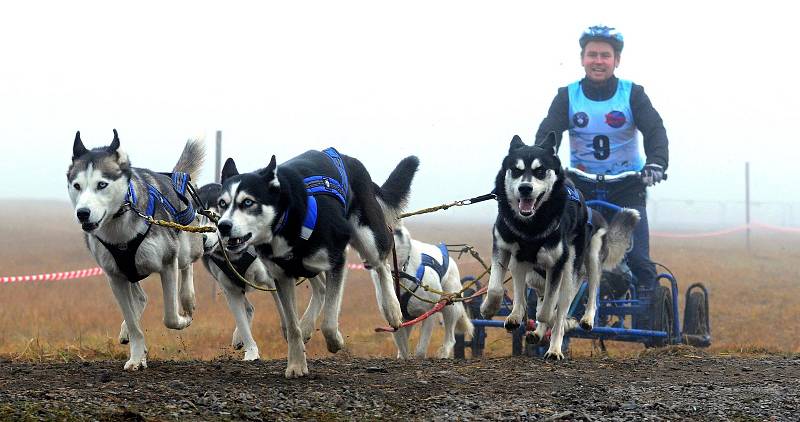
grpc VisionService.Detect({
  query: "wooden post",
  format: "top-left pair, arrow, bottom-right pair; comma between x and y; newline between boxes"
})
745,162 -> 750,252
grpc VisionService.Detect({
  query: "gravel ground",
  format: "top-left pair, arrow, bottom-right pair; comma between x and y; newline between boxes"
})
1,348 -> 798,421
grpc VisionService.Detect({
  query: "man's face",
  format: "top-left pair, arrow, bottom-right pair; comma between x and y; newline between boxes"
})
581,41 -> 620,83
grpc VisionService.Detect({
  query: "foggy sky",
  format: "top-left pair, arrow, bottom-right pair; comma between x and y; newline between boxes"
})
2,1 -> 798,226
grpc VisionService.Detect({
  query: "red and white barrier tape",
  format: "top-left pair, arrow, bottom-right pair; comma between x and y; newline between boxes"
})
652,221 -> 800,239
5,224 -> 797,283
1,267 -> 104,284
2,263 -> 367,284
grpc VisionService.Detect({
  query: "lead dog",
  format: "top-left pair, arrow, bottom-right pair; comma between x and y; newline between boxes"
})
197,183 -> 326,361
379,225 -> 473,359
67,130 -> 204,370
480,134 -> 639,360
216,149 -> 418,377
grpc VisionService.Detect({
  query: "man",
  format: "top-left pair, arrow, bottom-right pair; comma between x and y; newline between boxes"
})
535,25 -> 669,303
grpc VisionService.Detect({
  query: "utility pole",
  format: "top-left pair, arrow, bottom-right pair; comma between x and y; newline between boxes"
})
215,131 -> 222,183
211,130 -> 222,301
745,162 -> 750,252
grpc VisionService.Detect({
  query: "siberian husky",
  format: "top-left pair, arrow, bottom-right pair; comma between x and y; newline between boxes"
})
67,130 -> 205,370
378,225 -> 473,359
216,149 -> 418,377
196,183 -> 326,361
480,134 -> 639,360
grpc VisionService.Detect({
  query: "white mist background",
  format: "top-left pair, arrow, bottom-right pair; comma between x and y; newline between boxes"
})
2,1 -> 798,230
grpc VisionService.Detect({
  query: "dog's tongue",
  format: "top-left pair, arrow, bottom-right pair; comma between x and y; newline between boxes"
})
519,198 -> 535,214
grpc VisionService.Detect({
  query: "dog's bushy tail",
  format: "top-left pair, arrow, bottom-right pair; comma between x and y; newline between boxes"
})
600,208 -> 641,270
173,139 -> 206,182
374,156 -> 420,226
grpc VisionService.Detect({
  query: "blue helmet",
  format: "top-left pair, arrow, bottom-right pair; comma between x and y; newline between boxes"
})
579,25 -> 624,53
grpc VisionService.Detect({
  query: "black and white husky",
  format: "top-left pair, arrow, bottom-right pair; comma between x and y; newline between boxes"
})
216,149 -> 418,377
480,134 -> 639,360
67,130 -> 205,370
197,183 -> 325,361
377,225 -> 473,359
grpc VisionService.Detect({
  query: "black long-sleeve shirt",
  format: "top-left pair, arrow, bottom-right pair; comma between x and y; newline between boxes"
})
534,76 -> 669,170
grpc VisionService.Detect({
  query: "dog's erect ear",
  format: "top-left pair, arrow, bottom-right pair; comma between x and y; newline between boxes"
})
259,155 -> 280,193
221,158 -> 239,183
108,129 -> 120,153
106,128 -> 131,169
509,135 -> 525,154
73,131 -> 88,160
537,131 -> 558,156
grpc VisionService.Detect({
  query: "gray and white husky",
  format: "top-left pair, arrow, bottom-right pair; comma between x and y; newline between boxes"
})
377,225 -> 473,359
67,130 -> 205,370
481,134 -> 639,360
196,183 -> 326,361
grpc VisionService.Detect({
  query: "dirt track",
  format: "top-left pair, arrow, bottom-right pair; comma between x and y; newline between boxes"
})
1,348 -> 798,421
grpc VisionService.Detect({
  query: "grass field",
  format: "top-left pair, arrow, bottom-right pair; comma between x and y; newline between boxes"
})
2,200 -> 799,363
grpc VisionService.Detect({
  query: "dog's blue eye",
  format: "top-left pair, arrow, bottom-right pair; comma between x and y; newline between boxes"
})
96,181 -> 108,190
242,199 -> 254,208
73,183 -> 81,191
533,168 -> 547,179
510,169 -> 524,178
218,199 -> 228,209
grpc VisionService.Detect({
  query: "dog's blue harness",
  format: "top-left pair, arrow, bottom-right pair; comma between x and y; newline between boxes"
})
96,172 -> 197,283
400,243 -> 450,320
566,183 -> 595,230
124,172 -> 196,226
274,148 -> 349,240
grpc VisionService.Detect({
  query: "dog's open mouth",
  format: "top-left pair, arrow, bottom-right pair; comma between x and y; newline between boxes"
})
80,212 -> 105,232
518,192 -> 545,217
226,233 -> 253,251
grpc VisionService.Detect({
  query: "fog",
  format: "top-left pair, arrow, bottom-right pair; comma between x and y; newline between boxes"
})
2,1 -> 798,230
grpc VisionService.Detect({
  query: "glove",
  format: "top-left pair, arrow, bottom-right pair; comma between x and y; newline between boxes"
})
641,163 -> 665,187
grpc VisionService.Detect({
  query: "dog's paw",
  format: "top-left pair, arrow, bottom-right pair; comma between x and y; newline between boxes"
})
123,355 -> 148,371
284,362 -> 309,379
324,330 -> 346,354
528,323 -> 549,345
118,322 -> 129,345
525,331 -> 542,346
436,346 -> 454,359
232,328 -> 244,350
479,300 -> 500,319
382,301 -> 404,330
243,348 -> 260,361
164,315 -> 192,330
180,300 -> 196,318
544,350 -> 565,361
503,315 -> 522,332
300,321 -> 315,344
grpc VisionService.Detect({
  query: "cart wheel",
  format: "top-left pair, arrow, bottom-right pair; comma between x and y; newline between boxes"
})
649,285 -> 674,347
683,288 -> 711,347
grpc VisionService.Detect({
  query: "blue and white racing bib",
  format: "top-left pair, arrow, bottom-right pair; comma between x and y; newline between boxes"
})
567,79 -> 644,174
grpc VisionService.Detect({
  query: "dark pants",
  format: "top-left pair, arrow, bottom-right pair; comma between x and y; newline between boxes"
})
627,204 -> 657,290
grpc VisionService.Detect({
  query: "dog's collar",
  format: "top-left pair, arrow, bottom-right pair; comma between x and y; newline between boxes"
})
273,209 -> 288,234
112,181 -> 138,220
